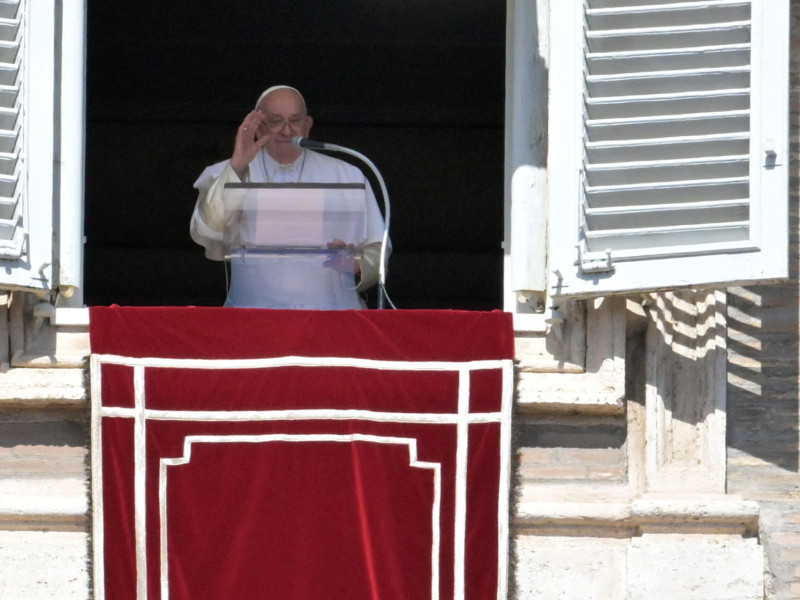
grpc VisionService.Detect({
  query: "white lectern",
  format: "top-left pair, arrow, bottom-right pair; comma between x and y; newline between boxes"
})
223,183 -> 367,309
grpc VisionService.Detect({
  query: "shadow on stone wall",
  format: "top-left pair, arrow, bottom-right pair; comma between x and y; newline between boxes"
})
726,282 -> 799,474
726,86 -> 800,480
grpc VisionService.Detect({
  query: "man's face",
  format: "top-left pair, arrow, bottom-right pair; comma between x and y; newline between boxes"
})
256,89 -> 313,162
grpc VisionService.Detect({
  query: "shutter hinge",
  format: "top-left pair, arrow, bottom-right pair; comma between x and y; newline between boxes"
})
764,138 -> 783,167
576,245 -> 614,274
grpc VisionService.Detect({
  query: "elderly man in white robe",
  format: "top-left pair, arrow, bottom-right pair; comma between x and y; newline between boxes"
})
191,85 -> 387,309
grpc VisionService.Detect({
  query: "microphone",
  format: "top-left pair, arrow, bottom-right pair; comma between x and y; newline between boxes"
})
292,136 -> 328,150
290,136 -> 392,309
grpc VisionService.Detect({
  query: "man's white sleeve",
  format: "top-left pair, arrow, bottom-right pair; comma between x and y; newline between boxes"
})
190,162 -> 241,260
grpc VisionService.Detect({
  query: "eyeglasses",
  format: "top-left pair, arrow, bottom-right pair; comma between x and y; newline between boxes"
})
264,116 -> 307,131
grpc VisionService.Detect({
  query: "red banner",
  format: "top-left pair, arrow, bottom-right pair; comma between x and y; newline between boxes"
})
90,307 -> 514,600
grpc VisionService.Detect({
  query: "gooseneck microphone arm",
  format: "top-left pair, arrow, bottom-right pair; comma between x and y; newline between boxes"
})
292,137 -> 391,309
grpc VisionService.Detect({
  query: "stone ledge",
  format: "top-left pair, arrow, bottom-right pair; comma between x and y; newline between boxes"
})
0,513 -> 88,532
632,498 -> 760,526
515,501 -> 632,527
514,496 -> 760,534
516,371 -> 625,415
0,368 -> 87,407
0,479 -> 88,531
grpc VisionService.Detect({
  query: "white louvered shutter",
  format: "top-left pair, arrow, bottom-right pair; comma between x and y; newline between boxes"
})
547,0 -> 789,297
0,0 -> 59,294
0,2 -> 24,261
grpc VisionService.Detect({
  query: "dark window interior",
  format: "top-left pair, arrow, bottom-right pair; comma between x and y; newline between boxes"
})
84,1 -> 505,309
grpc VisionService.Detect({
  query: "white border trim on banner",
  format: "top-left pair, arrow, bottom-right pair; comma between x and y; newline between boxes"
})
91,353 -> 514,600
158,434 -> 442,600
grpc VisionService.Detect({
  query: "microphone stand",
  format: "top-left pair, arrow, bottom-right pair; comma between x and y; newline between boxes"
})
293,137 -> 391,309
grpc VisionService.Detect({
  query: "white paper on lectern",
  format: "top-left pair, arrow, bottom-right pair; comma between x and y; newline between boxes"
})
223,184 -> 367,251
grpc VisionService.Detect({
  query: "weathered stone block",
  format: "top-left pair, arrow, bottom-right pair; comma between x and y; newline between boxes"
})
627,534 -> 763,600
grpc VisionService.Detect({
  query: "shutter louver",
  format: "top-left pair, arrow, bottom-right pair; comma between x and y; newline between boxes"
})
580,0 -> 754,265
0,0 -> 23,261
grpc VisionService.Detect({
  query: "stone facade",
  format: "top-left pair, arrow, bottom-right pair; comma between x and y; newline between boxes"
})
508,3 -> 800,598
2,2 -> 800,599
0,364 -> 89,598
